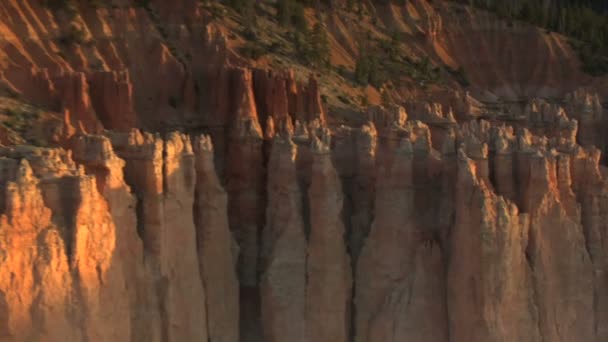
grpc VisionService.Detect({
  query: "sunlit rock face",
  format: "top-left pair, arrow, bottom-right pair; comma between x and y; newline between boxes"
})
2,103 -> 608,341
1,1 -> 608,341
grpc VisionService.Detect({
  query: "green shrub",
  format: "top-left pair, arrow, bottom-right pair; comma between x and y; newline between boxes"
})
42,0 -> 78,18
239,44 -> 267,60
448,66 -> 470,87
57,27 -> 87,46
293,23 -> 330,69
337,94 -> 351,104
276,0 -> 307,31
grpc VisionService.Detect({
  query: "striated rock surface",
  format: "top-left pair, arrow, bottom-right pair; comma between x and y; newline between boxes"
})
259,135 -> 307,342
306,135 -> 351,342
1,1 -> 608,342
0,145 -> 151,342
447,148 -> 539,342
193,136 -> 239,342
2,115 -> 608,342
109,130 -> 208,341
355,137 -> 447,342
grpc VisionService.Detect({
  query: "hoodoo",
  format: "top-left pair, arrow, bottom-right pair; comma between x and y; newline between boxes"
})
1,0 -> 608,341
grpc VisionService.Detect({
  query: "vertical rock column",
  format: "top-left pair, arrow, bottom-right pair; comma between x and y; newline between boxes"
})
570,148 -> 608,341
71,135 -> 162,342
355,139 -> 447,342
226,68 -> 265,286
225,68 -> 265,342
160,132 -> 209,342
193,135 -> 239,342
110,131 -> 208,342
306,135 -> 352,342
67,166 -> 132,342
447,147 -> 540,342
260,135 -> 307,342
525,152 -> 594,342
0,159 -> 76,341
349,123 -> 377,263
493,130 -> 517,202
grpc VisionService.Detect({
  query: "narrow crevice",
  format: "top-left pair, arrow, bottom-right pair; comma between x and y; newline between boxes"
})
135,196 -> 146,242
157,276 -> 170,342
58,176 -> 81,265
300,179 -> 311,240
524,225 -> 545,342
487,151 -> 498,191
162,140 -> 169,196
578,197 -> 601,337
192,174 -> 212,342
339,176 -> 357,342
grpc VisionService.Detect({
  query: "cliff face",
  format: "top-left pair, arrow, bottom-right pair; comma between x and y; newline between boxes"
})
2,1 -> 608,342
3,98 -> 608,341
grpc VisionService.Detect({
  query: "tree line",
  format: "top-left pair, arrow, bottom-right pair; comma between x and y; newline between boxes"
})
226,0 -> 331,69
453,0 -> 608,75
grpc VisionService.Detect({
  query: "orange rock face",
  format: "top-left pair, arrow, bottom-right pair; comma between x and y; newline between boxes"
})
2,1 -> 608,342
4,76 -> 607,342
1,108 -> 608,342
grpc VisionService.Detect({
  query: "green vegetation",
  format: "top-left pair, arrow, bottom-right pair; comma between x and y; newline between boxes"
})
42,0 -> 74,10
274,1 -> 331,68
42,0 -> 78,18
135,0 -> 151,8
1,105 -> 41,136
217,0 -> 452,87
239,43 -> 268,60
448,66 -> 470,87
57,26 -> 87,46
236,0 -> 257,25
294,23 -> 331,68
355,32 -> 442,88
453,0 -> 608,75
276,0 -> 307,30
355,43 -> 383,86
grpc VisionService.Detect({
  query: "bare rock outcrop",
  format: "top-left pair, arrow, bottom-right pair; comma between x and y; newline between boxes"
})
226,68 -> 265,287
306,135 -> 352,342
0,158 -> 77,341
0,146 -> 144,341
70,134 -> 162,342
260,135 -> 307,342
355,138 -> 448,342
109,130 -> 208,341
193,136 -> 239,342
447,148 -> 540,341
564,89 -> 606,153
1,2 -> 607,340
349,123 -> 377,262
87,70 -> 137,131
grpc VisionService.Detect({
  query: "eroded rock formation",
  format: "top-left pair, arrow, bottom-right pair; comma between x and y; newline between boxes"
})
1,1 -> 608,342
3,98 -> 608,341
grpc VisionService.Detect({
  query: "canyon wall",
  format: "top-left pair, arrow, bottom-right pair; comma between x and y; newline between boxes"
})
1,1 -> 608,342
2,96 -> 608,341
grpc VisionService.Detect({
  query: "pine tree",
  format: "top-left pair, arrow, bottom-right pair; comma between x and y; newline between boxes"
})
277,0 -> 294,26
310,23 -> 330,67
355,44 -> 371,85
